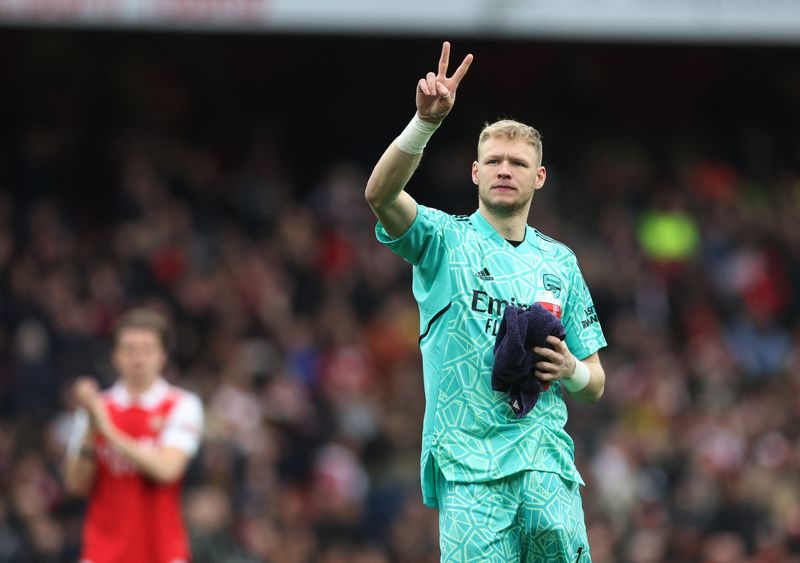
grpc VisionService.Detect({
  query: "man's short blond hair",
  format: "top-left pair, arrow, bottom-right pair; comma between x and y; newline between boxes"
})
478,119 -> 543,165
113,308 -> 171,350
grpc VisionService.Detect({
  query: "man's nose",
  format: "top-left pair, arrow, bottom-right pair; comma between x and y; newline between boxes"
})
497,162 -> 512,177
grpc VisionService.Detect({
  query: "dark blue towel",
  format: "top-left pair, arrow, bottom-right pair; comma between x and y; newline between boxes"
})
491,303 -> 566,417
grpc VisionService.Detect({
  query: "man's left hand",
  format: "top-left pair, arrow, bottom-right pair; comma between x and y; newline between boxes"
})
532,336 -> 577,383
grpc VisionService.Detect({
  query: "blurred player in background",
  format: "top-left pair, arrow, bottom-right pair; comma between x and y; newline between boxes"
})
364,42 -> 607,562
63,308 -> 204,563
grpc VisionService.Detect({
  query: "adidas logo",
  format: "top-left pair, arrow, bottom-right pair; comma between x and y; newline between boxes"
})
474,267 -> 493,281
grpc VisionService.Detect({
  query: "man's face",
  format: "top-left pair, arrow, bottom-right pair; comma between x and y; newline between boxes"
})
472,136 -> 546,216
112,328 -> 166,388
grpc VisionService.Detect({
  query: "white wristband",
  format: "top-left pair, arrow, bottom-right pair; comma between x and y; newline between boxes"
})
563,358 -> 590,393
394,113 -> 441,155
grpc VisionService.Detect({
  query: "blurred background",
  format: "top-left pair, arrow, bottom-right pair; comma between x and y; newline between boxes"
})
1,2 -> 800,562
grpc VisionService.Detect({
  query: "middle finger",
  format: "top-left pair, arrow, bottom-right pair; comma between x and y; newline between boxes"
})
533,346 -> 560,361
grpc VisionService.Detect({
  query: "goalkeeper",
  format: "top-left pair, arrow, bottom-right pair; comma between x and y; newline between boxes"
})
364,41 -> 607,563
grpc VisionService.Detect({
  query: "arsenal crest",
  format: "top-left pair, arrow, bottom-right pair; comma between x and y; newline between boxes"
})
543,274 -> 562,298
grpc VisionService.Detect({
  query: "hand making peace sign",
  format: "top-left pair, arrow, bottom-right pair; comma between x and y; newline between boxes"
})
416,41 -> 474,124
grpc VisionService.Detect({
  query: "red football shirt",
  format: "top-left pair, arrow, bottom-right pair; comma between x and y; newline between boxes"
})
68,380 -> 203,563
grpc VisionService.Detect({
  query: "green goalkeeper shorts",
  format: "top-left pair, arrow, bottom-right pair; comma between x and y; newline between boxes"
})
436,469 -> 590,563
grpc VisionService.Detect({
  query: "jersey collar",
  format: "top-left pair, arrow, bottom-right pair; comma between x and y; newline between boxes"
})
109,378 -> 169,408
470,209 -> 540,249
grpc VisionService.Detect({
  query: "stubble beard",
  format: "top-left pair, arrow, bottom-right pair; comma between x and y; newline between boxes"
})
478,188 -> 534,217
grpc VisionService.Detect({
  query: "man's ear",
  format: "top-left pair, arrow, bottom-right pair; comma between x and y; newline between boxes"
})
534,166 -> 547,191
471,161 -> 479,185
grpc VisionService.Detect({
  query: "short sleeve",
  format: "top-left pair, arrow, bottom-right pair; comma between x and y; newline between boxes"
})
375,204 -> 450,268
66,410 -> 90,457
160,393 -> 204,457
562,260 -> 607,360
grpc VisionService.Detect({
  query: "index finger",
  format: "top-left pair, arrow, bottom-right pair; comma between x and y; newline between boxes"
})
545,335 -> 564,348
450,53 -> 474,86
533,346 -> 559,361
437,41 -> 451,78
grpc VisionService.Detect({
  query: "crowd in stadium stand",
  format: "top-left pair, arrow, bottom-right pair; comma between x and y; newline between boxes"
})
1,35 -> 799,562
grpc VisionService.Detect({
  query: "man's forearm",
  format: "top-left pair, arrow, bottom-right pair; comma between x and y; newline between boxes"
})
568,359 -> 605,404
365,144 -> 422,210
365,133 -> 427,240
366,111 -> 442,212
102,426 -> 187,484
63,440 -> 96,496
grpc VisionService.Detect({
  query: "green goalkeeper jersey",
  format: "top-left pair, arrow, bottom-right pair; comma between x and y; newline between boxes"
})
376,204 -> 607,508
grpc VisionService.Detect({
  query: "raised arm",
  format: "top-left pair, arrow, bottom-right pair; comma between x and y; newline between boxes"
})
365,41 -> 473,238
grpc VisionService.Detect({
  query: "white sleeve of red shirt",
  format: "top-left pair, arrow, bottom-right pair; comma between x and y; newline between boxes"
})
66,409 -> 90,457
160,391 -> 204,457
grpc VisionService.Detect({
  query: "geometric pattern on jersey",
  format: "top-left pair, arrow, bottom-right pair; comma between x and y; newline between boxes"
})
437,469 -> 591,563
376,205 -> 607,508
